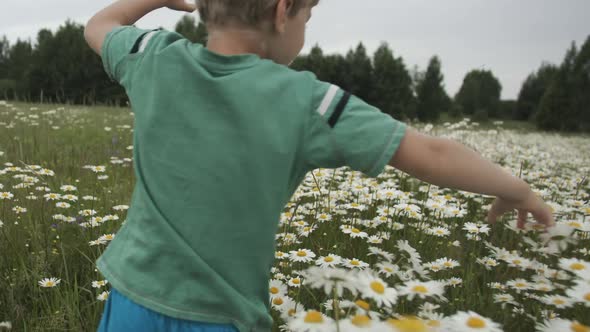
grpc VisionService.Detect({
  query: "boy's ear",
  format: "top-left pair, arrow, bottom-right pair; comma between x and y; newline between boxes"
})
274,0 -> 294,33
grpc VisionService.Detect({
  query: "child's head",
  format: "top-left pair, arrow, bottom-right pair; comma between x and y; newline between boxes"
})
197,0 -> 319,65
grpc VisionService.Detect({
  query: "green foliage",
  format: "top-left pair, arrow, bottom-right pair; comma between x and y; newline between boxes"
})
515,63 -> 558,121
371,43 -> 415,120
415,56 -> 451,122
535,42 -> 585,131
174,15 -> 208,45
455,69 -> 502,119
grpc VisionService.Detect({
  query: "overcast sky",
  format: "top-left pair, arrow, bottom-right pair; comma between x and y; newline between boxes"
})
1,0 -> 589,99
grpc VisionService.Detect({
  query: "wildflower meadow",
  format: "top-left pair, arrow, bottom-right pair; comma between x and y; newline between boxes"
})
0,100 -> 589,331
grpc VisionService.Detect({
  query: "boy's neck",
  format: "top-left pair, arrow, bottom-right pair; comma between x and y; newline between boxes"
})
206,28 -> 271,59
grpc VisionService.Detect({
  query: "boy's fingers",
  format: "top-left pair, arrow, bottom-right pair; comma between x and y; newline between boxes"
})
183,0 -> 197,11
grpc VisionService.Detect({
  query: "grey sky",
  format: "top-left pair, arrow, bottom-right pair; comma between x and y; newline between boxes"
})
1,0 -> 589,99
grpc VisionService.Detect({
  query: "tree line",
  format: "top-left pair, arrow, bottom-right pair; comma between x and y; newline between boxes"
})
0,15 -> 588,131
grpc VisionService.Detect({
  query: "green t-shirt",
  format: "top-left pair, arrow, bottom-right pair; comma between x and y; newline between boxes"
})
96,25 -> 407,331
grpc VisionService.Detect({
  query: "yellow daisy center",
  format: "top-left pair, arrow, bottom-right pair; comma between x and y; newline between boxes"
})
412,285 -> 428,293
443,262 -> 453,267
288,309 -> 296,317
385,267 -> 393,272
270,287 -> 279,294
571,322 -> 590,332
46,281 -> 54,287
292,278 -> 300,284
304,311 -> 323,323
351,260 -> 360,266
272,297 -> 283,305
515,283 -> 527,288
512,260 -> 522,265
570,263 -> 586,270
370,281 -> 385,294
584,293 -> 590,301
297,250 -> 307,257
466,317 -> 486,328
324,257 -> 334,262
388,317 -> 428,332
351,315 -> 371,327
553,299 -> 565,305
355,300 -> 370,310
352,228 -> 360,233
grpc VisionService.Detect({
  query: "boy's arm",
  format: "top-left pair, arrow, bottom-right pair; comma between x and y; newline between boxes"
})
389,128 -> 554,227
389,128 -> 529,201
84,0 -> 196,56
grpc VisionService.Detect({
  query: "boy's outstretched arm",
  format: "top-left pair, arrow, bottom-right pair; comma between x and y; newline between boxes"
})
389,128 -> 554,229
84,0 -> 196,56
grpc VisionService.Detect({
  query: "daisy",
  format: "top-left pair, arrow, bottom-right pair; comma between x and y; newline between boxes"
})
436,258 -> 460,269
493,293 -> 518,306
91,280 -> 109,288
541,295 -> 574,309
441,311 -> 502,332
275,251 -> 288,260
339,314 -> 386,331
367,246 -> 395,262
97,234 -> 115,242
56,202 -> 71,208
316,213 -> 332,222
38,277 -> 61,288
566,281 -> 590,307
112,205 -> 129,211
397,280 -> 446,301
445,277 -> 463,287
536,319 -> 590,332
342,258 -> 370,270
428,226 -> 450,237
287,310 -> 336,332
289,249 -> 316,263
60,185 -> 77,191
386,316 -> 433,332
476,257 -> 499,270
300,266 -> 356,297
506,278 -> 530,292
269,279 -> 288,298
0,321 -> 11,329
342,227 -> 369,239
366,236 -> 383,244
315,254 -> 342,268
356,270 -> 398,307
43,192 -> 61,200
559,258 -> 590,280
375,262 -> 400,278
288,276 -> 304,288
97,291 -> 110,301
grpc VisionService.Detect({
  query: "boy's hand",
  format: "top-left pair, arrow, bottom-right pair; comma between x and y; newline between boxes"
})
165,0 -> 198,12
487,189 -> 555,230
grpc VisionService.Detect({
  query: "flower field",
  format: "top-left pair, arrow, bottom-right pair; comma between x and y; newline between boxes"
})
0,101 -> 588,331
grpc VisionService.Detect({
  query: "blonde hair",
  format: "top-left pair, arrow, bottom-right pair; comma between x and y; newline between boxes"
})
198,0 -> 319,29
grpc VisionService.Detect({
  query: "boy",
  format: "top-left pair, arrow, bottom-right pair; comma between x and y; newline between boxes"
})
84,0 -> 555,331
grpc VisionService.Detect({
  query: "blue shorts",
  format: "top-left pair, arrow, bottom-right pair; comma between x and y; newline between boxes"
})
97,287 -> 239,332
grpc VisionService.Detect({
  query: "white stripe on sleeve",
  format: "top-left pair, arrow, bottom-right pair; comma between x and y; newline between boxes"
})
316,84 -> 339,116
138,31 -> 158,53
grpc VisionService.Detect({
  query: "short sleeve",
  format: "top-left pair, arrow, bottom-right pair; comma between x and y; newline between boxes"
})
303,80 -> 407,178
101,25 -> 184,83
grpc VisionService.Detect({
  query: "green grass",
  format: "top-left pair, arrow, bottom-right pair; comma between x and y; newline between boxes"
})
0,101 -> 589,331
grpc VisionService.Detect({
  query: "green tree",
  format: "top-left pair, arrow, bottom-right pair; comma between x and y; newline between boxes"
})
370,43 -> 414,120
175,15 -> 208,44
345,43 -> 373,103
415,56 -> 451,122
455,69 -> 502,120
572,36 -> 590,131
515,63 -> 558,121
535,42 -> 578,131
